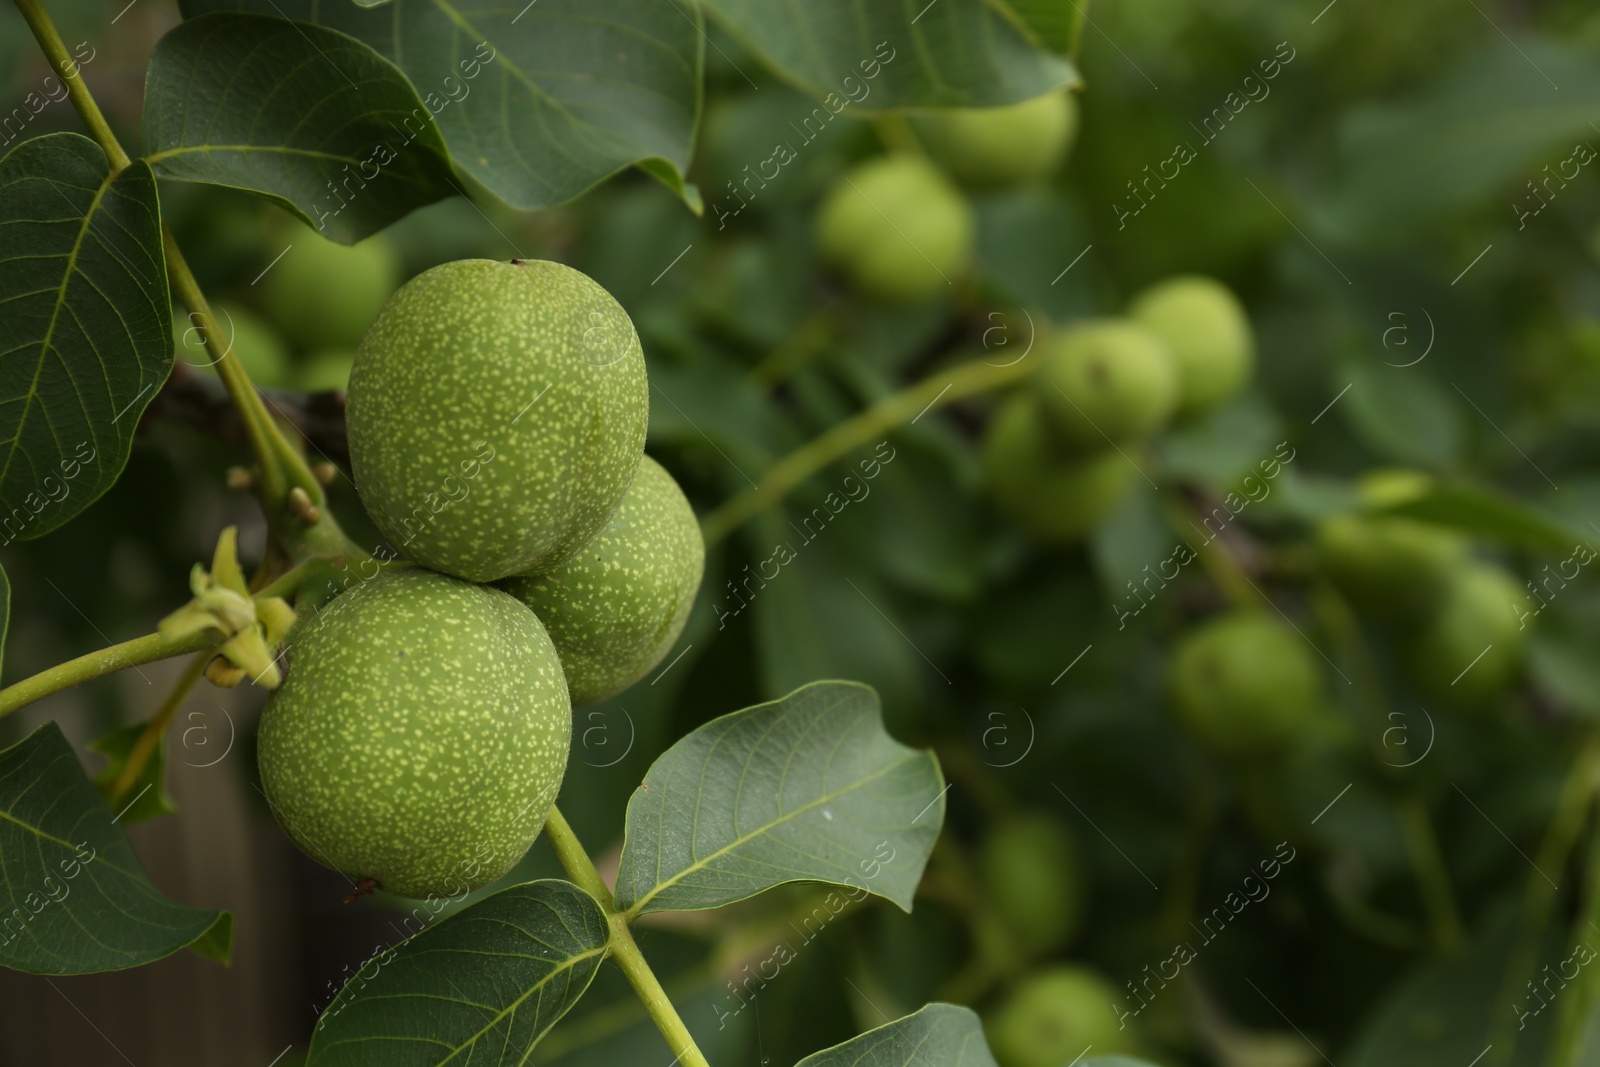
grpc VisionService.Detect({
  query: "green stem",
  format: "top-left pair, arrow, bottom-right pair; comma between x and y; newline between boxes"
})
1312,583 -> 1466,950
13,0 -> 334,542
1396,797 -> 1465,952
253,558 -> 320,600
1160,778 -> 1217,950
164,233 -> 294,508
1489,729 -> 1600,1065
0,629 -> 222,720
13,0 -> 129,170
701,354 -> 1030,546
105,651 -> 209,803
872,115 -> 924,156
925,837 -> 1016,1006
1158,493 -> 1256,608
750,309 -> 836,391
1067,0 -> 1091,61
1308,582 -> 1393,761
543,807 -> 712,1067
1555,808 -> 1600,1064
532,962 -> 721,1062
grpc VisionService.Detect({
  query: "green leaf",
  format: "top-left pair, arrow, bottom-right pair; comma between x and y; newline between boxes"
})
142,13 -> 457,243
0,722 -> 231,974
1345,909 -> 1557,1067
306,879 -> 609,1066
1527,622 -> 1600,719
857,445 -> 983,603
1375,482 -> 1582,554
89,722 -> 176,827
0,133 -> 171,543
179,0 -> 701,213
1155,392 -> 1286,488
984,0 -> 1079,56
701,0 -> 1077,110
747,509 -> 924,715
974,187 -> 1096,321
614,680 -> 945,917
1338,358 -> 1460,468
1090,479 -> 1170,601
537,938 -> 753,1065
0,562 -> 10,679
795,1003 -> 997,1066
1324,39 -> 1600,241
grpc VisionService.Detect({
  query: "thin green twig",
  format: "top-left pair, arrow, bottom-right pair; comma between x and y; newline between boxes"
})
543,806 -> 712,1067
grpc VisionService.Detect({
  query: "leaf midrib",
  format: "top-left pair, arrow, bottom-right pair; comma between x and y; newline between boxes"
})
0,168 -> 111,492
624,751 -> 920,918
435,940 -> 608,1067
316,939 -> 608,1066
0,804 -> 144,885
145,145 -> 359,166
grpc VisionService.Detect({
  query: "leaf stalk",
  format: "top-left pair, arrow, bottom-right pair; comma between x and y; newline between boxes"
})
0,629 -> 221,720
700,353 -> 1030,546
544,806 -> 712,1067
13,0 -> 343,549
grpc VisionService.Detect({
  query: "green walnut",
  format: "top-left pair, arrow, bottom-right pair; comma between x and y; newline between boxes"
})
1130,275 -> 1254,414
347,259 -> 649,582
295,347 -> 355,392
919,90 -> 1079,187
1405,562 -> 1526,706
986,966 -> 1136,1067
980,813 -> 1081,954
1317,514 -> 1467,625
1034,319 -> 1179,451
175,301 -> 290,387
983,394 -> 1133,543
257,569 -> 571,899
261,226 -> 400,349
815,155 -> 974,303
1168,611 -> 1321,752
500,456 -> 704,707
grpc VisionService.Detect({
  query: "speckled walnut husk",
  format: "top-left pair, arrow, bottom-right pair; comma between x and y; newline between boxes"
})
348,258 -> 649,583
502,456 -> 704,707
257,569 -> 571,899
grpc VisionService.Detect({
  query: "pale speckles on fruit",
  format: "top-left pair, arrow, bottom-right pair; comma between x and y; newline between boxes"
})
256,569 -> 571,900
347,259 -> 648,582
501,455 -> 704,707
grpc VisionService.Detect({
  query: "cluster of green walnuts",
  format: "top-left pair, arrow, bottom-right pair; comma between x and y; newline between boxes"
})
256,259 -> 704,900
976,814 -> 1145,1067
814,89 -> 1078,302
1167,471 -> 1530,760
1317,472 -> 1528,707
985,274 -> 1254,544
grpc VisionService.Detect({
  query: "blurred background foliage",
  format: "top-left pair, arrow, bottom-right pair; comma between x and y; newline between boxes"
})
8,0 -> 1600,1064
